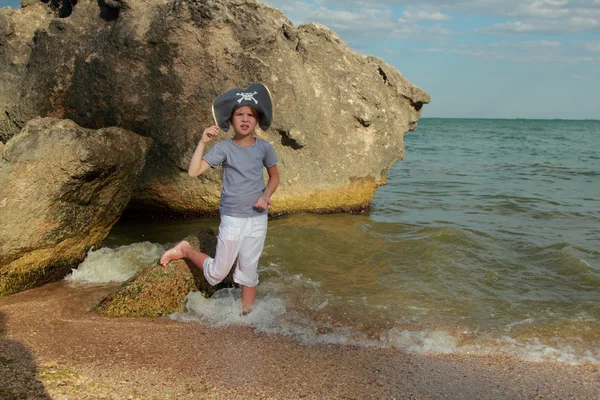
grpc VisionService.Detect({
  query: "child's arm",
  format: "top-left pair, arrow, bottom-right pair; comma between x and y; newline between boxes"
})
254,165 -> 280,210
188,125 -> 219,178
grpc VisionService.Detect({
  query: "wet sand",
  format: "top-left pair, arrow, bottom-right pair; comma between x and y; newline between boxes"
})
1,282 -> 598,399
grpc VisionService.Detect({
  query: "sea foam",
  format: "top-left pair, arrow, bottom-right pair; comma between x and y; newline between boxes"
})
169,286 -> 600,365
65,242 -> 165,283
169,288 -> 288,331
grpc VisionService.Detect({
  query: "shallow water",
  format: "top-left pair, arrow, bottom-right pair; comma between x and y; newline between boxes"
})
71,118 -> 600,364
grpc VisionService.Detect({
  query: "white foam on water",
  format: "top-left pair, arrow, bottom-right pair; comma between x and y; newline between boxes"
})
503,318 -> 536,332
260,263 -> 322,289
65,242 -> 165,283
170,288 -> 287,328
169,286 -> 600,365
381,328 -> 459,354
170,288 -> 380,348
255,311 -> 380,348
164,261 -> 600,366
580,259 -> 591,268
379,328 -> 600,365
491,336 -> 600,365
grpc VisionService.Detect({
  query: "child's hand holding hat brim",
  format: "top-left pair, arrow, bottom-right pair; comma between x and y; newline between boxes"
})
201,125 -> 220,144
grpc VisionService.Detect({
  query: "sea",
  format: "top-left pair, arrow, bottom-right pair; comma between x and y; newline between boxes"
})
66,118 -> 600,365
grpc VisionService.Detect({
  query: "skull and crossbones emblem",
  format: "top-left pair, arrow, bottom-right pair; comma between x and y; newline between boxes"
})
236,91 -> 258,104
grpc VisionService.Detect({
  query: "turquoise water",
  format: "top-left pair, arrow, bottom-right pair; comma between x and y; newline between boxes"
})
80,118 -> 600,364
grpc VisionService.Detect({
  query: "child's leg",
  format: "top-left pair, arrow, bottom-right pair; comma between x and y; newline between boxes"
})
241,285 -> 256,311
161,217 -> 244,286
201,215 -> 248,286
234,215 -> 268,310
203,234 -> 242,285
160,240 -> 210,269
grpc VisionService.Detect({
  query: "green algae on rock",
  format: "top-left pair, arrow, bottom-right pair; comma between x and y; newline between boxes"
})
95,228 -> 236,317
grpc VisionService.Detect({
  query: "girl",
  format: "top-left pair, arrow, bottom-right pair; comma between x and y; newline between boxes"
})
160,83 -> 279,314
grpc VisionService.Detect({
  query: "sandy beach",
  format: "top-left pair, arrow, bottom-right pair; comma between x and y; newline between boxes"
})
0,282 -> 598,399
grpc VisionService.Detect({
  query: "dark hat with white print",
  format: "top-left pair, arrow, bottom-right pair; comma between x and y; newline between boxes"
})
212,83 -> 273,132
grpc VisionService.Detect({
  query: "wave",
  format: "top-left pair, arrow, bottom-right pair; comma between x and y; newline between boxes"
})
170,288 -> 600,366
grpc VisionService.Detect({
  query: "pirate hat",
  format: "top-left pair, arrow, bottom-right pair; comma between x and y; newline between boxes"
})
212,83 -> 273,132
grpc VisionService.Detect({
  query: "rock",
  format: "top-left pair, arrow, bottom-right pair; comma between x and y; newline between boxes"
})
95,228 -> 236,317
0,117 -> 153,295
1,0 -> 430,217
0,3 -> 54,141
20,0 -> 40,7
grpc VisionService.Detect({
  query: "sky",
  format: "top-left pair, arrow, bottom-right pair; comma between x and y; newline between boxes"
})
2,0 -> 599,119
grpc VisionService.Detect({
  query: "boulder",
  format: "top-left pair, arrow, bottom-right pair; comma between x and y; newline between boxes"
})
0,117 -> 153,295
95,228 -> 235,317
0,0 -> 430,217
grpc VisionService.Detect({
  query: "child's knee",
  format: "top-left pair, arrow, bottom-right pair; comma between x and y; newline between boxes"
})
233,268 -> 259,287
203,258 -> 231,286
204,269 -> 229,286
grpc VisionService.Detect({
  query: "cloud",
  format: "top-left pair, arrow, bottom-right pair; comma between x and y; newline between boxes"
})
264,0 -> 600,69
264,0 -> 420,38
401,9 -> 452,21
568,16 -> 600,28
582,41 -> 600,52
312,8 -> 415,37
429,0 -> 600,34
511,0 -> 570,18
414,48 -> 446,53
409,39 -> 598,64
394,0 -> 587,17
482,21 -> 544,33
446,42 -> 599,64
267,0 -> 600,35
489,40 -> 562,48
265,0 -> 458,41
523,40 -> 562,48
423,25 -> 452,35
481,16 -> 599,34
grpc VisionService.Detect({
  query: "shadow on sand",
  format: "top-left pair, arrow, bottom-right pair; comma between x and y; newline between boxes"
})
0,312 -> 50,399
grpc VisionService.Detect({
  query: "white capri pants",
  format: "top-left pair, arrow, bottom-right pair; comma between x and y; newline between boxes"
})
202,214 -> 268,287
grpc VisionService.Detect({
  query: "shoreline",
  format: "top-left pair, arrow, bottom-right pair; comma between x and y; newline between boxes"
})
1,282 -> 599,399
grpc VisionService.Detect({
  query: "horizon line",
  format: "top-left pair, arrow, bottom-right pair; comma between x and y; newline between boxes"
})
420,117 -> 600,122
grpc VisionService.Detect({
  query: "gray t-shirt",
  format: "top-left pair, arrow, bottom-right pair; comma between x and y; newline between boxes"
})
203,138 -> 278,217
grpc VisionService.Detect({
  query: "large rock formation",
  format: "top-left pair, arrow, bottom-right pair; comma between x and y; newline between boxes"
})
0,117 -> 152,295
0,0 -> 430,217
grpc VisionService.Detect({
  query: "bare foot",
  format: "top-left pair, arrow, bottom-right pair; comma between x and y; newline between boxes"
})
160,240 -> 192,266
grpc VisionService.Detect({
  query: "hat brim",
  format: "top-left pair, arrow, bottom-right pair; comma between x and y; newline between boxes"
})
212,83 -> 273,132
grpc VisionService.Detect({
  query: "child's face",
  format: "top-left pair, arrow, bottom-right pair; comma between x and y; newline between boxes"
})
230,106 -> 258,137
